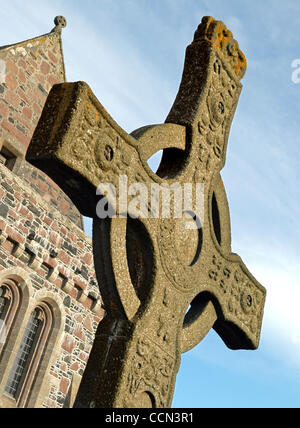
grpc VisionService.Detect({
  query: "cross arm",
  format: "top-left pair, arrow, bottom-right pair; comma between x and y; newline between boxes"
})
26,81 -> 148,218
25,16 -> 266,408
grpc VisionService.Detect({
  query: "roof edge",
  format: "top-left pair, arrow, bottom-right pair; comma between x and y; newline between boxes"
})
0,16 -> 67,81
0,16 -> 67,53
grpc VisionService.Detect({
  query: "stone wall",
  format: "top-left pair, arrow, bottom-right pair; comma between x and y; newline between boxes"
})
0,162 -> 104,408
0,30 -> 64,151
0,29 -> 82,228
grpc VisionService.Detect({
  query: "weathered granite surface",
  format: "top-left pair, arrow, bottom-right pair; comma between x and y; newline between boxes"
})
27,16 -> 266,408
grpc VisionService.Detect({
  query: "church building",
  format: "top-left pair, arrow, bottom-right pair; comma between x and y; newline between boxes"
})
0,17 -> 104,408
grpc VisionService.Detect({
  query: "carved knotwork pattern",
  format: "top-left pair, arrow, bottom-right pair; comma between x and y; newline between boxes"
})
157,287 -> 178,345
124,336 -> 174,408
197,55 -> 239,173
208,254 -> 264,335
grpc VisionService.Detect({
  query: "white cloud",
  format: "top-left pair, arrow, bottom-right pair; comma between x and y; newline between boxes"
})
231,238 -> 300,370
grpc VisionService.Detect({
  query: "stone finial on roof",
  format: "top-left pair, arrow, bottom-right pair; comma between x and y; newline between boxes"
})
52,16 -> 67,33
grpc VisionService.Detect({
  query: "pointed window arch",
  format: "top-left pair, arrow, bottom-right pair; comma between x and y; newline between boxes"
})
0,280 -> 21,356
4,302 -> 53,407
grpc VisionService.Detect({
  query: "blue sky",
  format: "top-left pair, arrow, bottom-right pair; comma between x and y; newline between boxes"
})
1,0 -> 300,408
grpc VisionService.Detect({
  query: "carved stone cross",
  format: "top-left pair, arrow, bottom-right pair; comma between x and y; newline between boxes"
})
26,16 -> 266,408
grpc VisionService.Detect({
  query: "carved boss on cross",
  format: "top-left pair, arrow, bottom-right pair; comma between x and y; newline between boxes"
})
27,16 -> 266,408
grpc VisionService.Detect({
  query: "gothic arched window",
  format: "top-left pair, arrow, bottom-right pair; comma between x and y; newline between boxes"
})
0,280 -> 21,356
4,303 -> 52,407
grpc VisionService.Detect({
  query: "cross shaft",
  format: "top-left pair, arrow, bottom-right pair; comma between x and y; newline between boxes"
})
26,16 -> 266,408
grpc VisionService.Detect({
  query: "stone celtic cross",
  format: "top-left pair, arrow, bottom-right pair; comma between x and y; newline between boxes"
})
26,16 -> 266,408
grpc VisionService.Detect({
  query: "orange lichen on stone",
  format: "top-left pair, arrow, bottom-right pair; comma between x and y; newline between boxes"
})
194,16 -> 247,80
